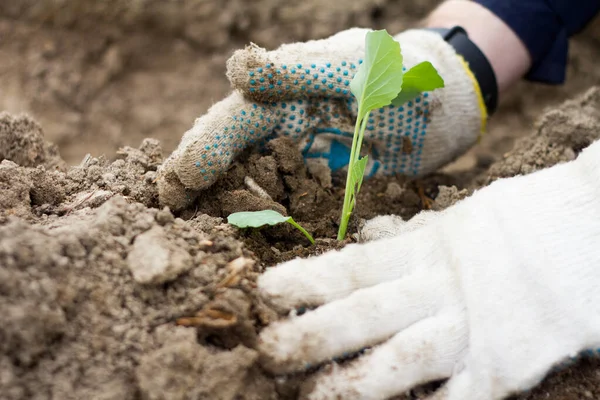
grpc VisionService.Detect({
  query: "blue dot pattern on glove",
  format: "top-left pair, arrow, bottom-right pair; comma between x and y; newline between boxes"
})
246,60 -> 359,98
299,93 -> 431,177
192,58 -> 432,184
191,103 -> 275,182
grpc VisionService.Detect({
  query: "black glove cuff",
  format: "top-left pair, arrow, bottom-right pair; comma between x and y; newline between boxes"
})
424,26 -> 498,115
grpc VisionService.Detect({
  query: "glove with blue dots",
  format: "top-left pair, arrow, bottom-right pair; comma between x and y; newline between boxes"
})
158,28 -> 487,210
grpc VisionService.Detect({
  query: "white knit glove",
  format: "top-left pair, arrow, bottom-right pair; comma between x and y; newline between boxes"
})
257,139 -> 600,400
158,28 -> 485,210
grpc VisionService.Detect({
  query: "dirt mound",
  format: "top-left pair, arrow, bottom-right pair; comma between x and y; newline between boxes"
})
1,87 -> 600,399
0,115 -> 161,222
484,87 -> 600,183
0,197 -> 279,400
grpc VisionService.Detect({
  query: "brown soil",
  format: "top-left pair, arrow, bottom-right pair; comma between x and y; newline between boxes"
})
2,87 -> 600,400
2,2 -> 600,399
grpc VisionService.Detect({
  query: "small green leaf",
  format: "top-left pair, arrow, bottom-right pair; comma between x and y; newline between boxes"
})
390,90 -> 420,107
227,210 -> 290,228
350,30 -> 404,120
227,210 -> 315,244
403,61 -> 445,91
391,61 -> 444,106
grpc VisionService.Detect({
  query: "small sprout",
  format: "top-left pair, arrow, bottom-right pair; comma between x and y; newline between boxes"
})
227,210 -> 315,245
337,30 -> 445,240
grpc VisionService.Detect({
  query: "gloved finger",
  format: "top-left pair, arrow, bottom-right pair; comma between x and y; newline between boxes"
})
158,91 -> 354,210
432,351 -> 551,400
156,161 -> 198,211
359,210 -> 443,242
259,269 -> 456,374
170,91 -> 276,189
305,308 -> 468,400
157,92 -> 279,210
424,367 -> 490,400
257,227 -> 435,312
226,28 -> 369,102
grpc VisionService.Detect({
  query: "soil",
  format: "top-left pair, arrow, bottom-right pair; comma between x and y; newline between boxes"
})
1,2 -> 600,399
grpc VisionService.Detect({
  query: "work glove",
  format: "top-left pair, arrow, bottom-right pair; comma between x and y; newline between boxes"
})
158,28 -> 486,210
256,139 -> 600,400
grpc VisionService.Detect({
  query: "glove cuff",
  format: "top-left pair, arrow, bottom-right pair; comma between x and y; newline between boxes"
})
424,26 -> 498,116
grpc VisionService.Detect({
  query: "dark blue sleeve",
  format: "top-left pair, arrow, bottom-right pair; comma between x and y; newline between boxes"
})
475,0 -> 600,84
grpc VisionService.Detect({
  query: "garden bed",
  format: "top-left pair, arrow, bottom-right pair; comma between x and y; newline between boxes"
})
2,1 -> 600,398
2,87 -> 600,399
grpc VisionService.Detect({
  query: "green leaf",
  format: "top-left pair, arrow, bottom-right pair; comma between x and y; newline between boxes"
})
227,210 -> 290,228
403,61 -> 445,91
350,30 -> 404,120
227,210 -> 315,244
391,61 -> 444,106
390,90 -> 420,107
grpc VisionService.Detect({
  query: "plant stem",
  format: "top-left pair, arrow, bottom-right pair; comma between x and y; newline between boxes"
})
354,112 -> 370,163
337,107 -> 369,240
287,218 -> 315,244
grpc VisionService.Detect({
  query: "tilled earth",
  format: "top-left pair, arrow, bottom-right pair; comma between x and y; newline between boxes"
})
2,87 -> 600,399
2,1 -> 600,399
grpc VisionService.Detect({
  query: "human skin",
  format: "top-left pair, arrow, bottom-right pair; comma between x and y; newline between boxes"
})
424,0 -> 532,94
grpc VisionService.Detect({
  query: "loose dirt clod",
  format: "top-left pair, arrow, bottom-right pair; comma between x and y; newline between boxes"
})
0,113 -> 65,170
127,225 -> 195,284
136,328 -> 273,400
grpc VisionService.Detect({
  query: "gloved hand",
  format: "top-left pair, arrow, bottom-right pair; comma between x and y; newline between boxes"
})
256,139 -> 600,400
157,28 -> 486,210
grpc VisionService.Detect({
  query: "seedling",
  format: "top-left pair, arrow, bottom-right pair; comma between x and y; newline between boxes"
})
227,210 -> 315,245
336,30 -> 445,240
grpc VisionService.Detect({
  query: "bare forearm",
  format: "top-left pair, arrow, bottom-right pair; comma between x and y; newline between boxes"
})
424,0 -> 531,93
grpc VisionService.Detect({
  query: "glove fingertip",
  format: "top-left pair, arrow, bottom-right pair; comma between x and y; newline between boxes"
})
439,368 -> 491,400
258,319 -> 315,375
156,165 -> 199,211
176,140 -> 226,189
226,44 -> 287,103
